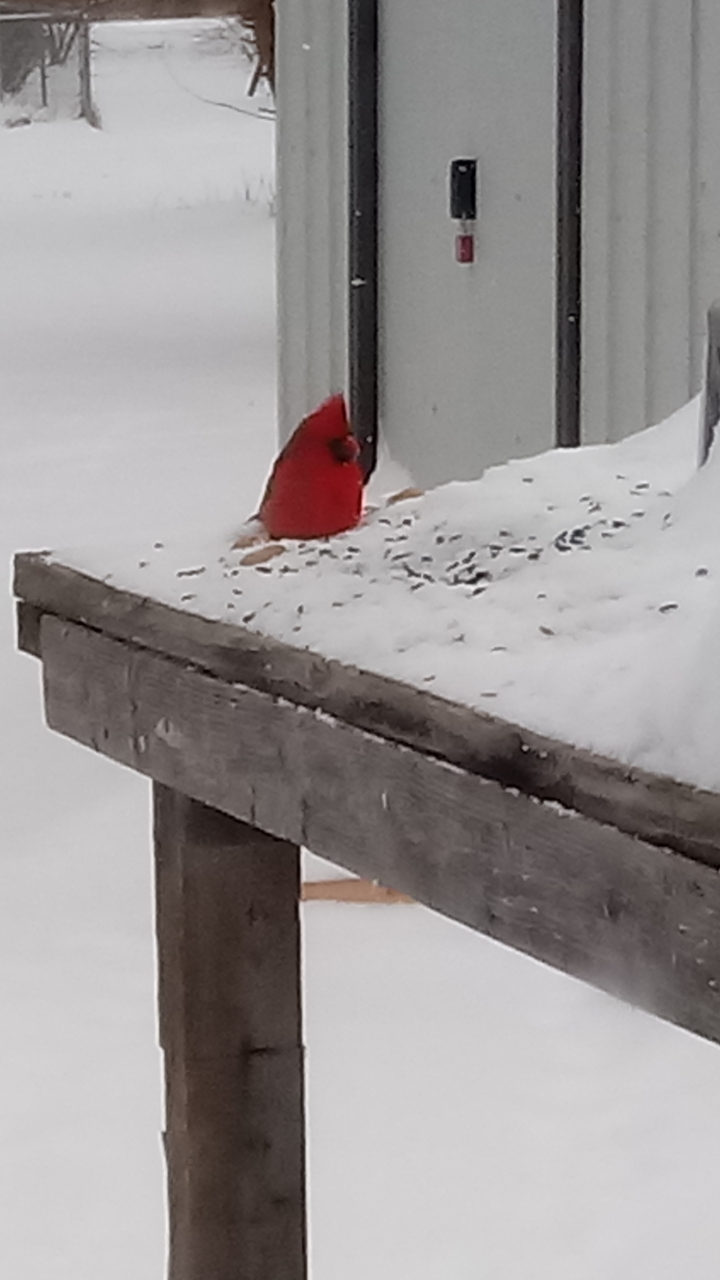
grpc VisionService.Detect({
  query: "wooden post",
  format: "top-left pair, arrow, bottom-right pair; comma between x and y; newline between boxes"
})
77,19 -> 99,128
153,783 -> 307,1280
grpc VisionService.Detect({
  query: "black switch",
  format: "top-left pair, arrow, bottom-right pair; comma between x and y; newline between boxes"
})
449,158 -> 477,221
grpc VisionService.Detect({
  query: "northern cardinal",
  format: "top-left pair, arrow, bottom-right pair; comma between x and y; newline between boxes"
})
257,394 -> 364,539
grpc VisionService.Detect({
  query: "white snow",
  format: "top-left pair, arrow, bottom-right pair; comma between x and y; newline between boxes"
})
4,20 -> 720,1280
51,389 -> 720,792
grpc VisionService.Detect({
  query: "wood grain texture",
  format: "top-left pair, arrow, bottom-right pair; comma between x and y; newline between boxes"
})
14,552 -> 720,868
39,615 -> 720,1045
301,879 -> 413,904
154,784 -> 306,1280
15,601 -> 42,658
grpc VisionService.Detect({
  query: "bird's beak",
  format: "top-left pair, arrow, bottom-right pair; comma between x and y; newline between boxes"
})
329,435 -> 360,463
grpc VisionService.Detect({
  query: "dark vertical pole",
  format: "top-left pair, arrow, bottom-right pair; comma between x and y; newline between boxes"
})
154,784 -> 307,1280
700,300 -> 720,465
348,0 -> 379,480
555,0 -> 584,447
78,19 -> 98,128
39,24 -> 48,110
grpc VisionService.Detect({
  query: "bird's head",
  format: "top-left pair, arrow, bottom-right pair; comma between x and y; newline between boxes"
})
328,433 -> 360,463
299,394 -> 359,464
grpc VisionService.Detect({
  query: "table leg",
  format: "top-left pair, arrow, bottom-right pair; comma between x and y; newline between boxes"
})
153,783 -> 307,1280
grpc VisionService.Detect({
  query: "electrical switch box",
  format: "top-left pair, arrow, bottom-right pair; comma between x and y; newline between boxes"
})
449,159 -> 478,221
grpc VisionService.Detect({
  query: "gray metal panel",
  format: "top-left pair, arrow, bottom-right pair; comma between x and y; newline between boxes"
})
379,0 -> 556,487
276,0 -> 348,442
696,0 -> 720,383
582,0 -> 720,445
583,0 -> 691,442
276,0 -> 720,477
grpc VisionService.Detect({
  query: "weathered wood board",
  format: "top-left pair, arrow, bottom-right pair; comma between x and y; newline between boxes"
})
154,785 -> 306,1280
14,552 -> 720,868
32,610 -> 720,1045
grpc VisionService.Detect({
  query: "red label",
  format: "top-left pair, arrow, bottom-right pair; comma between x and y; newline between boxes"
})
455,233 -> 475,264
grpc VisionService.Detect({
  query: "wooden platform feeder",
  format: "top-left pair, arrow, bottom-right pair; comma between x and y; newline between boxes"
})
13,543 -> 720,1280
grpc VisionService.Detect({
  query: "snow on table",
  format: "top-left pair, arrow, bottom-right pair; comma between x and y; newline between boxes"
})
48,396 -> 720,793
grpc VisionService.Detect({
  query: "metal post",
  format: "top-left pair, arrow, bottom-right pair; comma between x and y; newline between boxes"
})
39,22 -> 48,109
348,0 -> 379,480
555,0 -> 584,447
700,300 -> 720,465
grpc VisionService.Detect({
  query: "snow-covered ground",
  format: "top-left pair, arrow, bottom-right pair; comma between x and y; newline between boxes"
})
3,21 -> 720,1280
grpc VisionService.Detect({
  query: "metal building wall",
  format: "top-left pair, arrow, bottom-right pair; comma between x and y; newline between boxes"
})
583,0 -> 720,443
275,0 -> 348,442
277,1 -> 720,466
696,0 -> 720,379
379,0 -> 556,487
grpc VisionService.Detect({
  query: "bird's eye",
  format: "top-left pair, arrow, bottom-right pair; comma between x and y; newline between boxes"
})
329,435 -> 359,463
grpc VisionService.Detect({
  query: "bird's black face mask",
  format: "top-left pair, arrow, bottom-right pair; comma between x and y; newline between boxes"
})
328,436 -> 359,464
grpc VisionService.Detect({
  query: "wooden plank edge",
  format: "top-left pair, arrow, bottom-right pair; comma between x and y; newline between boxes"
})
38,616 -> 720,1045
301,879 -> 414,904
14,551 -> 720,869
16,601 -> 42,657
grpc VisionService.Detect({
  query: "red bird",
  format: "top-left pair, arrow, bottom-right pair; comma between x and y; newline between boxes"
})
257,394 -> 364,539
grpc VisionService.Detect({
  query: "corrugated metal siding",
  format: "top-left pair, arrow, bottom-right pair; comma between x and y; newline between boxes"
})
583,0 -> 720,443
277,0 -> 720,467
696,0 -> 720,386
275,0 -> 347,442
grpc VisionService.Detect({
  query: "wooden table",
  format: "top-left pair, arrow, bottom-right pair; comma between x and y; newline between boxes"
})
14,549 -> 720,1280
